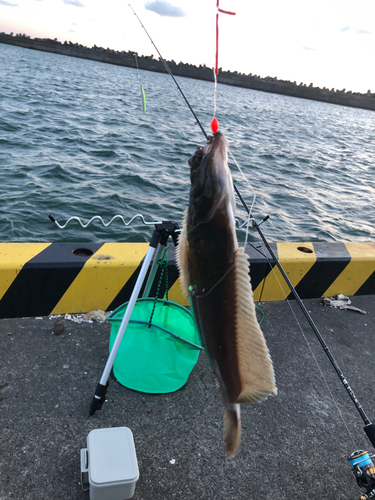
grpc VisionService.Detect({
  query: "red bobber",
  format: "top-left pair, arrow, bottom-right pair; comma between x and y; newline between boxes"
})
211,117 -> 219,134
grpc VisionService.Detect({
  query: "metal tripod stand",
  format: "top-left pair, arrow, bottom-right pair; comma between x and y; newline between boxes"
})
89,220 -> 180,416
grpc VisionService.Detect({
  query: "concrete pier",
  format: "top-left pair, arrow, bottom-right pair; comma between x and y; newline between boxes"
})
1,295 -> 374,499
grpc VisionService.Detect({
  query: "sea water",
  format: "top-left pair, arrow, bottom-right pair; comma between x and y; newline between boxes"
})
1,43 -> 374,244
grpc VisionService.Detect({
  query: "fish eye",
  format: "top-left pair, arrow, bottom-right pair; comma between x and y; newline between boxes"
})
188,149 -> 203,170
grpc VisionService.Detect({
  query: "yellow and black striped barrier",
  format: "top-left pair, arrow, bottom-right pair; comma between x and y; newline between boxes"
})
0,241 -> 374,319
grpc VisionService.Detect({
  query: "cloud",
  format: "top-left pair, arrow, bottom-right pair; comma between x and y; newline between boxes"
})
0,0 -> 18,6
62,0 -> 84,6
145,1 -> 185,17
340,26 -> 371,35
357,29 -> 371,34
303,46 -> 317,51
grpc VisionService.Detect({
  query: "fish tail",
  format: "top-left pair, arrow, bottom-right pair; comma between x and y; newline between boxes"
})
224,403 -> 241,458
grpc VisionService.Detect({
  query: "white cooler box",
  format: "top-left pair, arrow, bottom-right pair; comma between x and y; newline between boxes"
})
81,427 -> 139,500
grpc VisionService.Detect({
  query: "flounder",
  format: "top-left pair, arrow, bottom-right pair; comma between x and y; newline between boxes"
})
177,131 -> 277,457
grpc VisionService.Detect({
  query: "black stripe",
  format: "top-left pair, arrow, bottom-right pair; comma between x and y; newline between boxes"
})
287,242 -> 351,300
0,243 -> 103,319
246,242 -> 278,292
107,259 -> 146,311
108,244 -> 180,311
355,270 -> 375,295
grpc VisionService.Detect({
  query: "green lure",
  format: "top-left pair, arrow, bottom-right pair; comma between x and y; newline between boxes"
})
135,53 -> 146,114
141,85 -> 146,113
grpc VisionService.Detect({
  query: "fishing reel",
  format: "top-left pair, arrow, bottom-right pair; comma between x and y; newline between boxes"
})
348,450 -> 375,499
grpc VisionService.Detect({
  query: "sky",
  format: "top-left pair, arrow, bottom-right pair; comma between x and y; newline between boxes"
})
1,0 -> 374,93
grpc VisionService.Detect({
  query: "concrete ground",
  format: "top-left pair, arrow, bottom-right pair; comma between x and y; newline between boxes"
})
0,295 -> 374,500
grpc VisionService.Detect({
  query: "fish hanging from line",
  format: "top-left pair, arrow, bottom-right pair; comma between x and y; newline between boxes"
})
177,130 -> 277,458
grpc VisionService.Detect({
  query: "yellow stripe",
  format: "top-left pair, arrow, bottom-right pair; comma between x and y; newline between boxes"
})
323,242 -> 375,297
0,243 -> 51,300
253,243 -> 316,301
168,277 -> 189,306
51,243 -> 148,314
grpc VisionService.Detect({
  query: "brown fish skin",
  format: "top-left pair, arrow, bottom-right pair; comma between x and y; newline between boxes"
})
178,131 -> 276,458
186,132 -> 243,403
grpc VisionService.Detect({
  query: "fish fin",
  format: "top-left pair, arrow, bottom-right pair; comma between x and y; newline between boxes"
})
235,248 -> 277,403
224,403 -> 241,458
176,208 -> 189,298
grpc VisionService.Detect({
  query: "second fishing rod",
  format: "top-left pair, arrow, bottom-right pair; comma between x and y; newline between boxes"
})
128,4 -> 375,450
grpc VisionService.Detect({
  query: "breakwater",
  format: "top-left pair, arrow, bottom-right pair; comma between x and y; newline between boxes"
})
2,32 -> 375,112
1,241 -> 374,318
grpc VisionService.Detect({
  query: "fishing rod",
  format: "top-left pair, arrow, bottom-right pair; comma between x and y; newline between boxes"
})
241,193 -> 375,440
129,3 -> 208,140
234,174 -> 375,444
128,3 -> 375,485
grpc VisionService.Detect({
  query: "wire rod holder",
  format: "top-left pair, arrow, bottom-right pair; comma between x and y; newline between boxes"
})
48,213 -> 162,229
89,220 -> 180,416
49,213 -> 258,232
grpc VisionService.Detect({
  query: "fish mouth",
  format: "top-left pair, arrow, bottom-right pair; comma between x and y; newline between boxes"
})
202,131 -> 228,159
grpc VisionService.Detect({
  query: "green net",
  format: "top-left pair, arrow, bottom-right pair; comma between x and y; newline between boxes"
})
107,298 -> 202,394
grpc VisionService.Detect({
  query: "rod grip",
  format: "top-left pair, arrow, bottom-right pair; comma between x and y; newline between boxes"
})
364,423 -> 375,449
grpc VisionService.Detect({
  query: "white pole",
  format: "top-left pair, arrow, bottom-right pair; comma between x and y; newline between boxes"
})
99,245 -> 156,385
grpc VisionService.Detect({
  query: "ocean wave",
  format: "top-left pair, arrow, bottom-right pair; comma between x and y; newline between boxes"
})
0,43 -> 374,244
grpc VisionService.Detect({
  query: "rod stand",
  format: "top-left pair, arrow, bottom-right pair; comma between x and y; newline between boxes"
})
255,214 -> 270,227
89,220 -> 180,416
154,220 -> 180,246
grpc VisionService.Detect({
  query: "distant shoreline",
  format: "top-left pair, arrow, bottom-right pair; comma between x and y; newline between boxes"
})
2,32 -> 375,112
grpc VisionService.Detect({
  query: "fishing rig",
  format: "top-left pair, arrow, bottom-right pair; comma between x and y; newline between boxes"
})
126,4 -> 375,497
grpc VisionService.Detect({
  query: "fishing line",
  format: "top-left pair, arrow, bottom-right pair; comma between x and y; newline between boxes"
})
129,4 -> 208,140
213,69 -> 218,118
264,257 -> 357,446
228,149 -> 257,249
129,3 -> 254,226
212,1 -> 255,248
